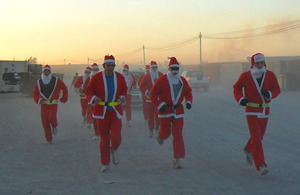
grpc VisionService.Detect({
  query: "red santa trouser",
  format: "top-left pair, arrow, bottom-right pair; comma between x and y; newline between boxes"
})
87,105 -> 99,136
244,115 -> 268,170
147,102 -> 159,131
41,104 -> 58,142
80,98 -> 88,117
159,117 -> 185,158
142,95 -> 148,120
97,110 -> 122,165
123,94 -> 132,121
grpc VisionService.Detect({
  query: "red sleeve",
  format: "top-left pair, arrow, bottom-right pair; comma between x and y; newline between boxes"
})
58,78 -> 68,103
233,72 -> 246,103
83,77 -> 91,93
74,76 -> 83,88
120,74 -> 128,98
33,81 -> 41,104
85,76 -> 95,103
269,72 -> 281,99
150,77 -> 163,108
182,78 -> 193,103
139,75 -> 148,94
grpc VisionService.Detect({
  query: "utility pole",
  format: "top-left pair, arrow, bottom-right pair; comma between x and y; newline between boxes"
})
143,45 -> 146,66
199,32 -> 202,69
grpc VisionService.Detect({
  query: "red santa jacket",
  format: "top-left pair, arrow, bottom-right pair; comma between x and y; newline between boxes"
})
233,70 -> 280,117
150,75 -> 193,119
139,71 -> 163,102
74,75 -> 89,99
85,71 -> 127,119
33,76 -> 68,105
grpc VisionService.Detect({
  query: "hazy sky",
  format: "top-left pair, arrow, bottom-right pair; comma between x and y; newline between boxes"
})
1,0 -> 300,65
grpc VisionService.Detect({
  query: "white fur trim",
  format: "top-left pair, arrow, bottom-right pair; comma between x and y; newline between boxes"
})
104,59 -> 115,63
145,90 -> 149,97
150,64 -> 158,67
238,97 -> 245,104
186,101 -> 192,105
38,98 -> 43,105
158,102 -> 166,110
254,54 -> 265,63
89,95 -> 97,105
266,90 -> 272,100
169,64 -> 180,68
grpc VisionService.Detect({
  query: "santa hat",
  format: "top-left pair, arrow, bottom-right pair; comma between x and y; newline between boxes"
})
104,55 -> 115,63
145,65 -> 150,70
43,64 -> 51,72
85,66 -> 92,72
123,64 -> 129,70
251,53 -> 266,68
150,61 -> 158,67
92,63 -> 99,70
168,57 -> 180,68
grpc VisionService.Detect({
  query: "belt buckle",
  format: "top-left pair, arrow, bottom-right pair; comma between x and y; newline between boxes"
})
172,107 -> 176,114
105,102 -> 109,106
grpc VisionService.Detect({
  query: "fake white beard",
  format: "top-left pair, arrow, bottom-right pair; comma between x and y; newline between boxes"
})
251,66 -> 266,79
91,70 -> 99,76
82,73 -> 89,83
41,73 -> 52,84
150,69 -> 159,80
123,73 -> 132,88
167,70 -> 180,84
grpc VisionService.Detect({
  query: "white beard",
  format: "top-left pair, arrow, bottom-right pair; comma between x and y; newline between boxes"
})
150,69 -> 159,81
91,70 -> 99,77
123,73 -> 132,88
251,66 -> 266,79
167,70 -> 180,84
82,73 -> 89,85
41,73 -> 52,84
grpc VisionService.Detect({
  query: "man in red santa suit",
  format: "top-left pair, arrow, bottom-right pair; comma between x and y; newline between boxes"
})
150,57 -> 192,169
84,63 -> 100,140
233,53 -> 280,175
139,61 -> 163,137
85,55 -> 127,173
33,65 -> 68,143
122,64 -> 136,127
138,65 -> 150,121
74,66 -> 92,125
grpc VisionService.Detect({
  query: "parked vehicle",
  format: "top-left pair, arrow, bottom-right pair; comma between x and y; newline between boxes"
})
128,69 -> 145,109
181,70 -> 210,91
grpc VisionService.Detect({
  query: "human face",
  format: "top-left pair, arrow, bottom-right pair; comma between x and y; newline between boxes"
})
103,62 -> 115,76
254,61 -> 265,69
151,66 -> 158,71
43,69 -> 51,76
169,67 -> 179,75
84,70 -> 91,75
123,69 -> 129,75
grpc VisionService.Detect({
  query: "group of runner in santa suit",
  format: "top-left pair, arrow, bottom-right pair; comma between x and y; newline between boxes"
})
33,52 -> 279,175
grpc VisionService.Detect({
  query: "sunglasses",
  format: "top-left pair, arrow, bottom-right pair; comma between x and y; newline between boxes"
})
170,67 -> 179,71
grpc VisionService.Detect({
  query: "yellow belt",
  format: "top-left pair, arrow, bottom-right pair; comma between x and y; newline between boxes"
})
98,101 -> 120,106
80,93 -> 85,96
44,100 -> 58,104
247,102 -> 269,108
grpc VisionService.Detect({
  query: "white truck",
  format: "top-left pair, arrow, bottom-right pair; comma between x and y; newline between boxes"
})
181,70 -> 210,91
0,60 -> 42,93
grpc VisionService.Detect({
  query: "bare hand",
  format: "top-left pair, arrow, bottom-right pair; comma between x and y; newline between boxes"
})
118,96 -> 126,104
94,97 -> 102,104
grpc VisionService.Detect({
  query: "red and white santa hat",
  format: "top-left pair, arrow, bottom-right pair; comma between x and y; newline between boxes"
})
123,64 -> 129,71
150,61 -> 158,67
104,55 -> 115,63
43,64 -> 51,72
85,66 -> 92,72
168,57 -> 180,68
145,65 -> 150,70
251,53 -> 266,68
91,63 -> 99,70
